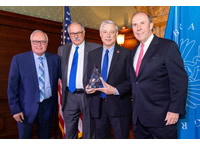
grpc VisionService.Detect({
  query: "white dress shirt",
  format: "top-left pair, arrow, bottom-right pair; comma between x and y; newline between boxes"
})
67,41 -> 85,89
133,34 -> 154,71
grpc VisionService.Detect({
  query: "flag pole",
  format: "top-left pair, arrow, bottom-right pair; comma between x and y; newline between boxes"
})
63,6 -> 65,45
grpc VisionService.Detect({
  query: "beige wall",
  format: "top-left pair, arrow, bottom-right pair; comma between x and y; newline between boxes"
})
110,6 -> 137,28
0,6 -> 63,22
0,6 -> 137,30
0,6 -> 169,37
70,6 -> 136,29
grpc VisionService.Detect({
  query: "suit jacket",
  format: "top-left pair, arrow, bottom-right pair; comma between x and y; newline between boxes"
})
8,51 -> 61,123
130,35 -> 188,127
86,44 -> 132,118
57,41 -> 101,110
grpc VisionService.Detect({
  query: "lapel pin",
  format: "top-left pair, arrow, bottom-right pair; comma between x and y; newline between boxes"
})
117,50 -> 120,54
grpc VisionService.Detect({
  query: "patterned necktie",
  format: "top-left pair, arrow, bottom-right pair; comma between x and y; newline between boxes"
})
69,46 -> 79,93
101,49 -> 109,99
38,57 -> 45,102
136,44 -> 144,77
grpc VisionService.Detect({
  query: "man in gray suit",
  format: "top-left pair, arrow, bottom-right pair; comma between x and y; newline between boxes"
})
58,22 -> 101,139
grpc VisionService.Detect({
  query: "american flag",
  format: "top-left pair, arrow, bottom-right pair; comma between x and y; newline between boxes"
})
61,6 -> 71,45
58,6 -> 83,139
58,79 -> 65,138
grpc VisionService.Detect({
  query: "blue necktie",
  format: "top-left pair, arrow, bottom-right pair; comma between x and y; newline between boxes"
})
38,57 -> 45,102
69,46 -> 79,93
101,49 -> 109,99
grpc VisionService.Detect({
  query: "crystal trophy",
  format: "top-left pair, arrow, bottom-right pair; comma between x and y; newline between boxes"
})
88,65 -> 103,89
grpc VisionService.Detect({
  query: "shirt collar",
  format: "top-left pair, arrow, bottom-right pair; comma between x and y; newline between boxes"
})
72,41 -> 85,49
140,34 -> 154,47
103,44 -> 115,53
33,52 -> 45,61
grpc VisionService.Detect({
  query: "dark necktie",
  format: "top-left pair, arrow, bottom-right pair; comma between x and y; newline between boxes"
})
69,46 -> 79,93
101,49 -> 109,98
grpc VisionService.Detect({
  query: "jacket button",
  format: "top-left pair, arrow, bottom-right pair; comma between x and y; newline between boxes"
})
136,82 -> 139,84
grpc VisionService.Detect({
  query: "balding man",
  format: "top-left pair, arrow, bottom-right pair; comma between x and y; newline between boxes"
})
8,30 -> 61,138
130,12 -> 188,139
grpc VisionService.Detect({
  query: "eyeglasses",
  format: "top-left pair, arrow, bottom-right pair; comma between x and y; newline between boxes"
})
69,31 -> 83,37
31,40 -> 47,45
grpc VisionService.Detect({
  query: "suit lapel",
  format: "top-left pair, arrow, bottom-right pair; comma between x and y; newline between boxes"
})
107,45 -> 120,80
132,44 -> 139,77
83,42 -> 89,79
29,51 -> 39,86
96,47 -> 103,71
63,43 -> 72,84
45,52 -> 53,89
138,36 -> 158,78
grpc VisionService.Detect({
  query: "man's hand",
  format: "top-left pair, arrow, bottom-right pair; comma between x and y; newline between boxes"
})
13,112 -> 24,123
85,84 -> 96,94
165,112 -> 179,126
95,77 -> 116,95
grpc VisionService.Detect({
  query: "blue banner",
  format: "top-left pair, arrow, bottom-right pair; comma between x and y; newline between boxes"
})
165,6 -> 200,139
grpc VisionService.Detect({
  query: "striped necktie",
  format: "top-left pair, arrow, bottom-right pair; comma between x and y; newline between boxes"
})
38,57 -> 45,102
69,46 -> 79,93
101,49 -> 109,99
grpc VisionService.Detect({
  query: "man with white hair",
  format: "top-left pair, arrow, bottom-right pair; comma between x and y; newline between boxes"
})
8,30 -> 61,138
85,20 -> 132,139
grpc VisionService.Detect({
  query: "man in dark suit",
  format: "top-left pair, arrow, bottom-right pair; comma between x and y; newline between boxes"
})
7,30 -> 61,138
130,12 -> 188,139
57,22 -> 101,139
85,20 -> 131,139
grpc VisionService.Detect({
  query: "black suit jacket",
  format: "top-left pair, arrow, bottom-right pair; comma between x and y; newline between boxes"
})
130,35 -> 188,127
86,44 -> 132,118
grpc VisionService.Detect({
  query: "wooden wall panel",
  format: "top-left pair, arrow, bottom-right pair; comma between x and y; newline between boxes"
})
0,10 -> 101,138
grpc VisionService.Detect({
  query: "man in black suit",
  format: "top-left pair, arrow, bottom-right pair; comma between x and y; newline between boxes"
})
58,22 -> 101,138
130,12 -> 188,138
85,20 -> 131,139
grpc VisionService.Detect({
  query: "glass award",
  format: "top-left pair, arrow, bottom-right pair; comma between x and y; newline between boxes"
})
88,65 -> 103,89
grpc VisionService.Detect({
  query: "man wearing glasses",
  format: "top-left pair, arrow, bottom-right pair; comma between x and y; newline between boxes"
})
8,30 -> 61,138
58,22 -> 101,139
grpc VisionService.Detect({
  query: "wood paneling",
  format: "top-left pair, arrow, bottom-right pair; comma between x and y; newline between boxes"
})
0,10 -> 101,138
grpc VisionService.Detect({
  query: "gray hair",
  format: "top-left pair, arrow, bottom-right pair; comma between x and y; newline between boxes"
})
67,22 -> 85,33
30,30 -> 48,41
99,20 -> 118,32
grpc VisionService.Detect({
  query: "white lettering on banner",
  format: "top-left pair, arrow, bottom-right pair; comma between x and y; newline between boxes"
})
194,119 -> 200,127
181,122 -> 188,129
179,24 -> 183,30
173,29 -> 179,37
173,22 -> 200,129
188,23 -> 195,30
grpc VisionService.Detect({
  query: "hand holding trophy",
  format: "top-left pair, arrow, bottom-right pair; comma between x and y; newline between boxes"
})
86,65 -> 116,95
88,65 -> 103,89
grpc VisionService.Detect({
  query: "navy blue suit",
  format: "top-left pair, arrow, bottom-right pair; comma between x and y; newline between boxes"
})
8,51 -> 61,138
130,35 -> 188,138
